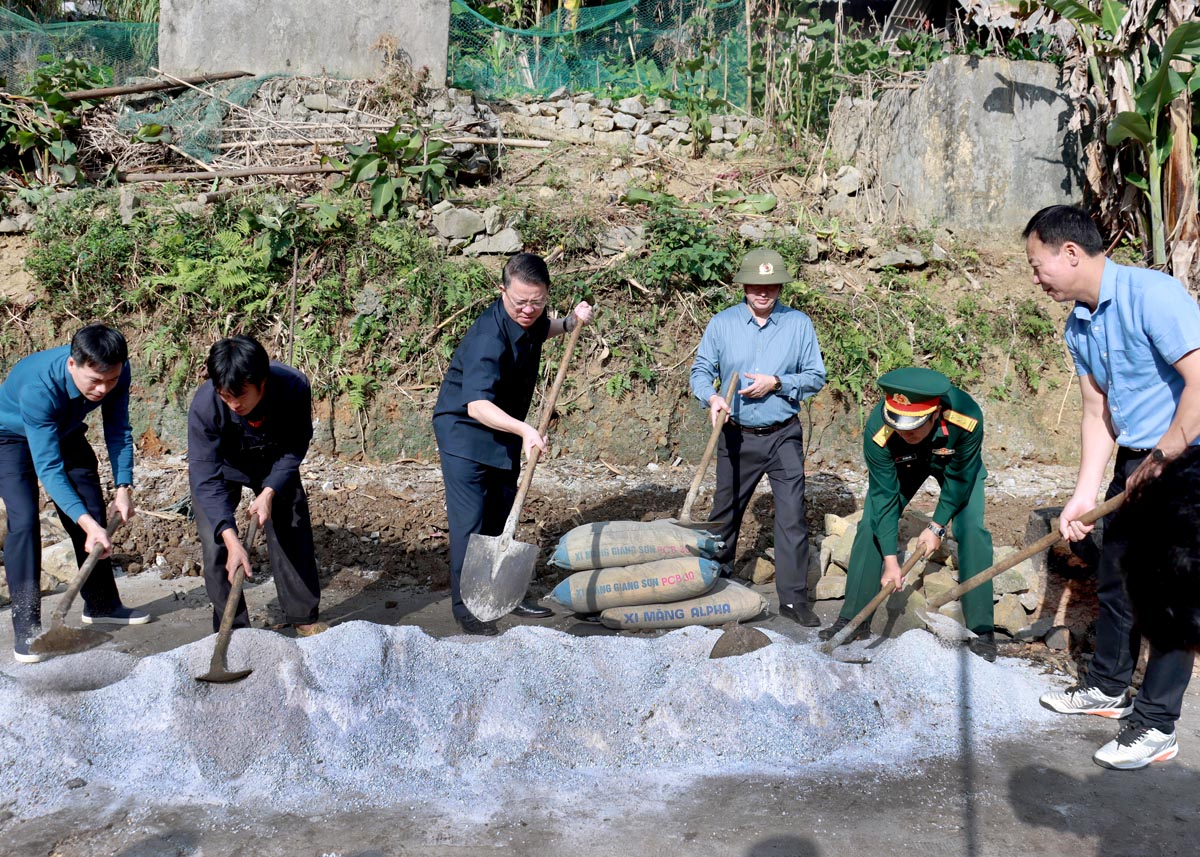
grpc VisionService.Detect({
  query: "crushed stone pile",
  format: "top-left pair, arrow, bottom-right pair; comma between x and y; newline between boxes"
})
0,623 -> 1058,819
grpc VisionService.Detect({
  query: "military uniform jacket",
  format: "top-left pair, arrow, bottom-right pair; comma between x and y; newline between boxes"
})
862,385 -> 985,555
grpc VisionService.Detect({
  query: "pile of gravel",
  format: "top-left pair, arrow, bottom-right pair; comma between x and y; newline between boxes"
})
0,623 -> 1058,819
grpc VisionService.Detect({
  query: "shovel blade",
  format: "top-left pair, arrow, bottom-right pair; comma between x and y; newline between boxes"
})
28,625 -> 111,657
460,532 -> 539,622
196,667 -> 253,684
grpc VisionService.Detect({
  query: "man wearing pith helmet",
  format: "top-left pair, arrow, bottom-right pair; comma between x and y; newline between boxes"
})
689,248 -> 827,626
818,367 -> 997,660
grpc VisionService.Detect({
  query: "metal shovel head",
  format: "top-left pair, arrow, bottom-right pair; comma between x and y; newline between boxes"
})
28,625 -> 111,657
461,531 -> 540,622
197,665 -> 253,684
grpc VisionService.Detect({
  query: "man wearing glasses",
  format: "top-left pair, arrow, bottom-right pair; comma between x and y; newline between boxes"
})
434,253 -> 593,635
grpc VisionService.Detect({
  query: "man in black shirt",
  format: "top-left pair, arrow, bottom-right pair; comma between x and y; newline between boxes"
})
434,253 -> 593,635
188,335 -> 326,636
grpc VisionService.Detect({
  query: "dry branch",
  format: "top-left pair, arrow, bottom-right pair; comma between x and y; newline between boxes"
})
63,70 -> 252,102
122,165 -> 343,183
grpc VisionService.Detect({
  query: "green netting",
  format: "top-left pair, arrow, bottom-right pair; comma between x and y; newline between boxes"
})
116,73 -> 285,163
0,9 -> 157,92
448,0 -> 750,102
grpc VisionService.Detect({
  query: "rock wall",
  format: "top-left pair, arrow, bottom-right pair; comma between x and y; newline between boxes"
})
827,56 -> 1084,235
159,0 -> 450,83
500,90 -> 767,157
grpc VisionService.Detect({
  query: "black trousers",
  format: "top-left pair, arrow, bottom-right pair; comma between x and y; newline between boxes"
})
711,417 -> 810,607
0,431 -> 120,639
1089,447 -> 1194,731
440,451 -> 518,621
193,479 -> 321,632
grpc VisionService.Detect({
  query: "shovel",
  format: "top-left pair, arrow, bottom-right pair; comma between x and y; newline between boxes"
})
461,319 -> 586,622
196,517 -> 259,684
820,543 -> 929,654
671,371 -> 737,527
29,517 -> 122,658
916,491 -> 1127,642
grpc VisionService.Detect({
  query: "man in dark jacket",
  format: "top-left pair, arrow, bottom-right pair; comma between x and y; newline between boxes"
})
434,253 -> 592,635
188,335 -> 327,636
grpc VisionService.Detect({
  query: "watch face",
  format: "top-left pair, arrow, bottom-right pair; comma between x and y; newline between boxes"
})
1152,448 -> 1166,462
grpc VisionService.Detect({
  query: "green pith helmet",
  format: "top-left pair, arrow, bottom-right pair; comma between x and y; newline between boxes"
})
733,248 -> 792,285
878,367 -> 952,431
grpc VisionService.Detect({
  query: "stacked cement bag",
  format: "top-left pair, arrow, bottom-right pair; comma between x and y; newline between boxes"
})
810,508 -> 1047,640
547,521 -> 767,629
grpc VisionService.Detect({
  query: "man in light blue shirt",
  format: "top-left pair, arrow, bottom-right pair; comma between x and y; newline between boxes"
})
0,324 -> 147,663
1025,205 -> 1200,770
690,248 -> 826,626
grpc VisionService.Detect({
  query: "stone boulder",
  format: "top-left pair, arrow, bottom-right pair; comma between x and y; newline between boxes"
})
871,586 -> 929,638
828,56 -> 1083,234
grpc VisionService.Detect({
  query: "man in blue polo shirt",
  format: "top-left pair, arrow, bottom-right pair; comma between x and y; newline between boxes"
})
689,248 -> 827,627
434,253 -> 593,635
1026,205 -> 1200,769
0,324 -> 147,663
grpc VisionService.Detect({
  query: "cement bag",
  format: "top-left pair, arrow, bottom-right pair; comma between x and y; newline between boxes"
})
599,580 -> 767,630
547,557 -> 721,613
549,521 -> 724,571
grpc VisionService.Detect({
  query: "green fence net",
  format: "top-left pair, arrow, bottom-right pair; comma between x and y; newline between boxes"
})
0,2 -> 744,112
448,0 -> 750,102
0,9 -> 156,93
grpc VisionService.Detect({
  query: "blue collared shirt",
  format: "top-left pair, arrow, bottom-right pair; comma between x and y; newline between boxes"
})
1066,259 -> 1200,449
0,344 -> 134,521
690,300 -> 826,426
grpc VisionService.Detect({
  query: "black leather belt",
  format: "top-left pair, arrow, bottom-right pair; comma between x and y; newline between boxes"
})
729,415 -> 797,436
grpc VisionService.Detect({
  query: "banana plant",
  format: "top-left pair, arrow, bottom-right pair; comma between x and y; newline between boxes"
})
1105,21 -> 1200,266
1041,0 -> 1129,99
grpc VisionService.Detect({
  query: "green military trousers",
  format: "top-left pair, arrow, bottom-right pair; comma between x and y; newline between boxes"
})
838,472 -> 994,634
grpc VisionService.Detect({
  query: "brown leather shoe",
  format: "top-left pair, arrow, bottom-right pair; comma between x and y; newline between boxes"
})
295,622 -> 330,637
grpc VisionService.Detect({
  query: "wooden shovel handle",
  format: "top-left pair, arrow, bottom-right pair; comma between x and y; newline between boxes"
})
680,371 -> 738,522
208,516 -> 259,672
821,542 -> 927,653
499,317 -> 587,540
50,516 -> 123,625
926,491 -> 1126,611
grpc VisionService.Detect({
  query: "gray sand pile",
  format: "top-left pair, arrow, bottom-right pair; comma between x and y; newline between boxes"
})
0,623 -> 1057,819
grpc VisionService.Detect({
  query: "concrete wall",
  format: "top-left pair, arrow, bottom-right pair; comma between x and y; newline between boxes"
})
159,0 -> 450,83
829,56 -> 1084,235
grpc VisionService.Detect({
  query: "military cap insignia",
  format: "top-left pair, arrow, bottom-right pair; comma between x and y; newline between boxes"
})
758,262 -> 774,275
893,393 -> 911,406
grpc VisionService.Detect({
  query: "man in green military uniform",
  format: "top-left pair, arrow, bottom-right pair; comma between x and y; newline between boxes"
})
818,367 -> 997,660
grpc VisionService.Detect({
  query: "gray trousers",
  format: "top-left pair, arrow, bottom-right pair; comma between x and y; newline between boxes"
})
193,480 -> 321,632
711,417 -> 810,607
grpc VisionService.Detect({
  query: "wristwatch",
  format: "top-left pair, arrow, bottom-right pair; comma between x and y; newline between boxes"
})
117,483 -> 133,490
1150,448 -> 1167,463
927,522 -> 947,539
772,376 -> 782,391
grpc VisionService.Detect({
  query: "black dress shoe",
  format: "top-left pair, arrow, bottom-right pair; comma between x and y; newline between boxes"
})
818,616 -> 869,642
779,602 -> 820,627
967,631 -> 998,662
457,615 -> 499,636
510,599 -> 553,619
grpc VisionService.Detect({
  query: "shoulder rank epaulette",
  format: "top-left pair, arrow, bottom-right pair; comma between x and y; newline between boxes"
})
872,425 -> 894,446
944,410 -> 978,432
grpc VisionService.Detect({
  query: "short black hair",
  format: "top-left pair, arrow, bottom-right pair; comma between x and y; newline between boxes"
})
70,324 -> 128,370
206,335 -> 270,394
502,252 -> 550,290
1022,205 -> 1105,256
1113,447 -> 1200,653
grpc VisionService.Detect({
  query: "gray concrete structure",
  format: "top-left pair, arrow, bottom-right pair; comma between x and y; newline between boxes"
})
829,56 -> 1084,235
159,0 -> 450,84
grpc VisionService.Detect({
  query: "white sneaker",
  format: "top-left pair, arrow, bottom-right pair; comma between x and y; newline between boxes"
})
1094,724 -> 1179,770
1039,684 -> 1133,718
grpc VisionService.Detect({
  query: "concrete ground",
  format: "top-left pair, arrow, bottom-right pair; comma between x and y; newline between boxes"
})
2,570 -> 1198,857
